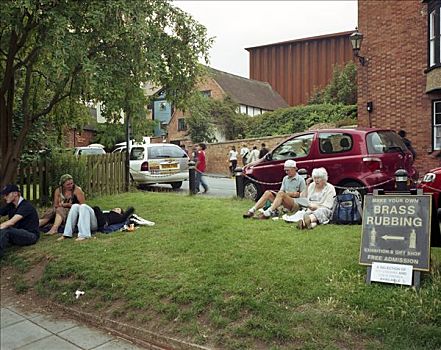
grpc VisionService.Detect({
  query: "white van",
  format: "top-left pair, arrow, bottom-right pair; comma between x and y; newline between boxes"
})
114,143 -> 189,189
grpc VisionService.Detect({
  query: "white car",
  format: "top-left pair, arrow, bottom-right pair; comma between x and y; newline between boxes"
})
114,143 -> 189,189
74,146 -> 106,156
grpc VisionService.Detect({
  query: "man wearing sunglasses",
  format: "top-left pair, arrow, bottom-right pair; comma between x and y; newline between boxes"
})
243,160 -> 306,219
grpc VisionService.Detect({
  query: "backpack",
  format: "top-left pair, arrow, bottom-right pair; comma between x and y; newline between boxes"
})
331,192 -> 363,225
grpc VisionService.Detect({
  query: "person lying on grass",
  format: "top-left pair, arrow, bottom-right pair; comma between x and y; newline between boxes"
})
57,204 -> 134,242
296,167 -> 336,230
243,160 -> 306,219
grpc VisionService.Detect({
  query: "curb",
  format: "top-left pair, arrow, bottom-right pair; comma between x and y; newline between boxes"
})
54,303 -> 211,350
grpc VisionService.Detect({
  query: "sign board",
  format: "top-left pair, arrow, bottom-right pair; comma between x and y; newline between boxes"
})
359,194 -> 432,271
370,262 -> 413,285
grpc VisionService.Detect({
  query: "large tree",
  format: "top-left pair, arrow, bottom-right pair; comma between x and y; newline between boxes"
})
0,0 -> 212,186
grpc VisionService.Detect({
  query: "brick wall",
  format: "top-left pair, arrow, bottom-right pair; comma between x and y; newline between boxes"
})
358,0 -> 441,173
203,135 -> 289,175
66,128 -> 95,147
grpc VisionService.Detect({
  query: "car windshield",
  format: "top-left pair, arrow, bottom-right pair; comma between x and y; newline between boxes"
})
367,131 -> 407,154
147,146 -> 187,159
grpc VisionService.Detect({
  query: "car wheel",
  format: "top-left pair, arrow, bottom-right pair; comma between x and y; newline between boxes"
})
243,180 -> 262,201
339,181 -> 366,206
171,181 -> 183,189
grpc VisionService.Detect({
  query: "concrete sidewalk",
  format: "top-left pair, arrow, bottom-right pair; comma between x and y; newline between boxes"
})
1,304 -> 143,350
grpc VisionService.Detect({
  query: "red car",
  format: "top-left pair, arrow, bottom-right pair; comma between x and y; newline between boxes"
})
243,128 -> 417,201
418,167 -> 441,210
418,167 -> 441,247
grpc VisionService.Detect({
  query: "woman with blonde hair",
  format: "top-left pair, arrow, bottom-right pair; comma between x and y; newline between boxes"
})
297,167 -> 336,230
39,174 -> 85,234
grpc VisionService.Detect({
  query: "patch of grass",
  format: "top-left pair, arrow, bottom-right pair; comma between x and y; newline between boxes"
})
3,191 -> 441,349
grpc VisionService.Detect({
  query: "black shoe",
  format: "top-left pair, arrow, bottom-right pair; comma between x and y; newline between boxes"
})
243,211 -> 254,218
122,207 -> 135,222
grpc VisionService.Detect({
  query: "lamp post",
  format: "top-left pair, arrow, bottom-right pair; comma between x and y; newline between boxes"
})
350,28 -> 366,66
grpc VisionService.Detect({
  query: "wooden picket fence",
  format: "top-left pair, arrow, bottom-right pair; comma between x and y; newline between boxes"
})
16,153 -> 126,206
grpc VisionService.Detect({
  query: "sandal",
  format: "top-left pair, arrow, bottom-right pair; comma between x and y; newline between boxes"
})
303,213 -> 312,229
75,237 -> 88,242
296,220 -> 305,230
57,236 -> 69,241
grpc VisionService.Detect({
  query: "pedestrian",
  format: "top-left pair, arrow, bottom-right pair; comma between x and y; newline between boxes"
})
398,130 -> 417,159
240,144 -> 250,166
195,143 -> 209,194
0,184 -> 40,258
228,146 -> 238,176
248,145 -> 260,163
259,143 -> 269,158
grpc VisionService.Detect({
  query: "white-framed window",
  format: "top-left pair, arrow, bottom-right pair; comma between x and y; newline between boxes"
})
429,1 -> 441,68
433,101 -> 441,150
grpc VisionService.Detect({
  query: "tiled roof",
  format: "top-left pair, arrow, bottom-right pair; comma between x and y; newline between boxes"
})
208,68 -> 288,111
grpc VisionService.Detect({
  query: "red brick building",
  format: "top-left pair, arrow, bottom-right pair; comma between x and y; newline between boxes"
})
358,0 -> 440,172
168,68 -> 288,145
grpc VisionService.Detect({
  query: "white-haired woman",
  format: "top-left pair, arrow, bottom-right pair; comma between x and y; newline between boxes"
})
297,167 -> 336,229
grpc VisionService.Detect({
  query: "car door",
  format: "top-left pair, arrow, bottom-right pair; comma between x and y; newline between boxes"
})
252,133 -> 316,188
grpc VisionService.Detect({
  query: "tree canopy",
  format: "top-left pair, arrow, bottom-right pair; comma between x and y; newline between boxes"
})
0,0 -> 212,185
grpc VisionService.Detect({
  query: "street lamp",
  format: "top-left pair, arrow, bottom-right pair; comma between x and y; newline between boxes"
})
350,28 -> 366,66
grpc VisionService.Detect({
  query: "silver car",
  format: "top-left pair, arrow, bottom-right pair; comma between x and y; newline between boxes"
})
115,143 -> 189,189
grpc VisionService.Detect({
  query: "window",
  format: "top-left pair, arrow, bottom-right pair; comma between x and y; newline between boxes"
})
366,131 -> 406,154
428,1 -> 441,67
272,134 -> 314,160
201,90 -> 212,97
434,101 -> 441,150
178,118 -> 187,131
318,133 -> 354,154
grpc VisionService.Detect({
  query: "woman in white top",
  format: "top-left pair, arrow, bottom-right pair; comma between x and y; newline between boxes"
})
228,146 -> 238,175
297,167 -> 336,229
247,145 -> 260,163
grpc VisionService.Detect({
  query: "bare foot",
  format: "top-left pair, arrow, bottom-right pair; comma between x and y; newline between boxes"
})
45,228 -> 59,235
57,236 -> 69,241
75,237 -> 87,242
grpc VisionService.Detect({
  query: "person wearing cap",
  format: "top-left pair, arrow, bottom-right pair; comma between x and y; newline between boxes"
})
0,184 -> 40,257
243,159 -> 306,219
296,167 -> 336,230
39,174 -> 85,235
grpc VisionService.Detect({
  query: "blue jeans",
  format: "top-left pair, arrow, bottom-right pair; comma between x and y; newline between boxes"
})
63,204 -> 98,239
0,228 -> 39,257
195,171 -> 208,193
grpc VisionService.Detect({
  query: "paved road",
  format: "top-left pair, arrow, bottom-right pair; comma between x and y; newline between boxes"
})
143,174 -> 238,198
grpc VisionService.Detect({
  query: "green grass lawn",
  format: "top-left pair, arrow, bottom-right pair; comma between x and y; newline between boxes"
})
2,192 -> 441,349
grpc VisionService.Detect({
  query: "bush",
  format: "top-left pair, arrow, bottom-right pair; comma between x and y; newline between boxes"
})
245,104 -> 357,138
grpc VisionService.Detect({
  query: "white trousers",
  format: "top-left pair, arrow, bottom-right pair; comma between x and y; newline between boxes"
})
63,204 -> 97,238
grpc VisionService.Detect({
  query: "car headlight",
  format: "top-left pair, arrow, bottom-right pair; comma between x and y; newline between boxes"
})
422,172 -> 436,183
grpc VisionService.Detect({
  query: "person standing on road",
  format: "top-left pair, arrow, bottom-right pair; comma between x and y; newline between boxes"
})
240,144 -> 250,166
195,143 -> 209,194
0,184 -> 40,258
248,146 -> 260,163
259,143 -> 269,158
228,146 -> 238,176
398,130 -> 417,159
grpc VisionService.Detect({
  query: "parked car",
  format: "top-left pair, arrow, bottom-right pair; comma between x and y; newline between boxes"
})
417,167 -> 441,247
115,143 -> 189,189
73,146 -> 106,156
242,128 -> 418,201
418,167 -> 441,213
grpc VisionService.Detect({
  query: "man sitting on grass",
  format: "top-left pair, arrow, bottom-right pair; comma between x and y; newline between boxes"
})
243,160 -> 306,219
0,184 -> 40,258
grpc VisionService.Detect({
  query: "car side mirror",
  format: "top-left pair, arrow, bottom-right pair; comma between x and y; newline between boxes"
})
265,153 -> 272,161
